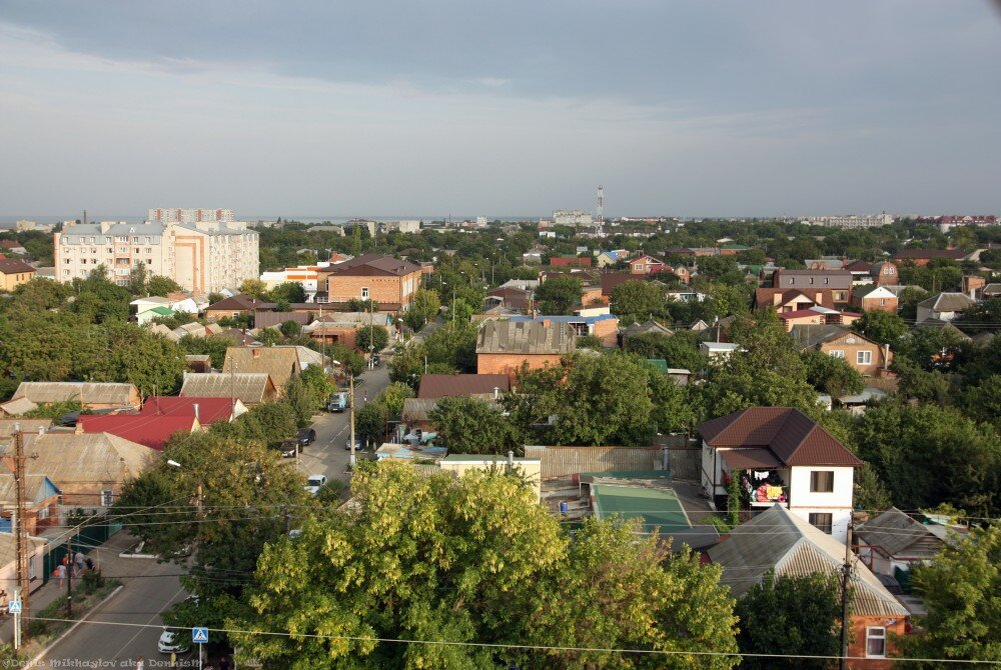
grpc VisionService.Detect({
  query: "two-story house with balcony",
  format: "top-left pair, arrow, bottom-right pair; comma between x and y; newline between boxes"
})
698,407 -> 862,543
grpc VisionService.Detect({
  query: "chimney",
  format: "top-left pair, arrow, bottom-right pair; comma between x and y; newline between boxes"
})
508,450 -> 514,467
193,403 -> 200,423
38,426 -> 45,436
883,344 -> 891,371
252,348 -> 261,358
493,386 -> 500,400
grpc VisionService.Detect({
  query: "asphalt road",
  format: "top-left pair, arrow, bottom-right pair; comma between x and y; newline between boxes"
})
294,361 -> 392,483
36,361 -> 394,666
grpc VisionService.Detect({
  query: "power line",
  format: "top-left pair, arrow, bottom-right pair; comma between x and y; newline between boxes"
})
26,616 -> 1001,665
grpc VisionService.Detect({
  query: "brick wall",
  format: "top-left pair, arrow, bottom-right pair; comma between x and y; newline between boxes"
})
592,319 -> 619,345
327,269 -> 422,309
819,341 -> 890,376
477,353 -> 564,384
524,445 -> 662,479
860,296 -> 898,313
847,615 -> 906,670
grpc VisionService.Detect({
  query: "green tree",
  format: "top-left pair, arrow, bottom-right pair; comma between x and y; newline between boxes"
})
429,396 -> 521,454
207,292 -> 225,305
104,323 -> 187,396
800,349 -> 865,398
127,262 -> 149,295
534,275 -> 582,315
257,327 -> 282,346
956,297 -> 1001,334
854,403 -> 1001,516
298,364 -> 335,412
853,310 -> 908,345
963,375 -> 1001,431
279,320 -> 302,338
509,352 -> 656,446
894,327 -> 968,372
357,324 -> 390,353
623,331 -> 709,372
268,281 -> 306,305
734,572 -> 842,670
377,381 -> 415,419
898,526 -> 1001,666
610,280 -> 666,321
239,278 -> 268,298
232,401 -> 299,446
228,463 -> 739,670
853,462 -> 893,512
404,288 -> 442,331
355,402 -> 388,445
283,376 -> 316,426
178,334 -> 230,369
146,274 -> 182,296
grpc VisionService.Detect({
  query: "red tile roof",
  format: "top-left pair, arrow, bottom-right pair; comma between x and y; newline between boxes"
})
417,374 -> 511,399
140,396 -> 236,425
78,414 -> 198,451
698,407 -> 861,467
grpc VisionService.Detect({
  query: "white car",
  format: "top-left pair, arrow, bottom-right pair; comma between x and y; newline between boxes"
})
305,474 -> 327,495
158,627 -> 191,654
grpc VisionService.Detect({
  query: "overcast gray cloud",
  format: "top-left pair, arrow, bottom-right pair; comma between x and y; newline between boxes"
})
1,1 -> 999,219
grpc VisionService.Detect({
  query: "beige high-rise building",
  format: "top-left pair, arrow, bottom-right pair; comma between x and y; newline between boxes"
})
54,220 -> 259,293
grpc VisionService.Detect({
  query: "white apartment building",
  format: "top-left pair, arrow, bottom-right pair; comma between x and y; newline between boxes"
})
801,214 -> 894,229
552,210 -> 594,226
148,208 -> 234,224
55,220 -> 259,293
380,220 -> 421,234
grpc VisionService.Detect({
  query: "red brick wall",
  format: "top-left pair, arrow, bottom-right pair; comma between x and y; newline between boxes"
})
477,353 -> 565,384
860,296 -> 898,313
327,269 -> 422,309
847,615 -> 907,670
592,319 -> 619,345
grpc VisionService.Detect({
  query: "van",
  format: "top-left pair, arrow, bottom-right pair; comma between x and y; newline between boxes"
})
326,391 -> 349,412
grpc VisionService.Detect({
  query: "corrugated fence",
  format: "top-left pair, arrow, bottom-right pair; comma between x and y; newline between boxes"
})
525,434 -> 702,481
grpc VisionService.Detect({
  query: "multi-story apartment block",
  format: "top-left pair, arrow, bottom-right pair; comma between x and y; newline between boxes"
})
801,214 -> 894,229
54,220 -> 259,293
148,208 -> 234,224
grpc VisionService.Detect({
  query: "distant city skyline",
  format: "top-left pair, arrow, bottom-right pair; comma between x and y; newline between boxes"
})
1,1 -> 1000,216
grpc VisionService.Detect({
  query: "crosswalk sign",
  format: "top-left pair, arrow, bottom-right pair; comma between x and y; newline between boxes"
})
192,627 -> 209,644
7,600 -> 21,614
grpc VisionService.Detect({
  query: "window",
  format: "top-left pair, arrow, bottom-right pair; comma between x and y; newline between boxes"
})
810,470 -> 834,493
809,277 -> 814,285
866,627 -> 886,658
809,513 -> 833,534
634,263 -> 643,271
100,490 -> 114,506
824,277 -> 829,284
829,349 -> 845,359
789,277 -> 795,285
105,236 -> 112,244
857,350 -> 872,365
146,259 -> 152,265
145,247 -> 152,254
886,266 -> 894,275
361,287 -> 369,299
880,299 -> 886,306
118,246 -> 127,253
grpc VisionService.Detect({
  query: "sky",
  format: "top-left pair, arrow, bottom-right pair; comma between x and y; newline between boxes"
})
1,1 -> 1000,220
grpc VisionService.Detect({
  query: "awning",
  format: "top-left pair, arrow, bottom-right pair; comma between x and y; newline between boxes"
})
721,448 -> 781,469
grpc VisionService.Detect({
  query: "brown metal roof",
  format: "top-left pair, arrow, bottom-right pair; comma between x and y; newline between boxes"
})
207,295 -> 276,311
720,448 -> 782,469
698,407 -> 861,467
326,253 -> 422,277
417,374 -> 510,399
0,258 -> 35,275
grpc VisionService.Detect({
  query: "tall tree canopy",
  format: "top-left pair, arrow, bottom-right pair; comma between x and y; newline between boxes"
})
534,275 -> 583,315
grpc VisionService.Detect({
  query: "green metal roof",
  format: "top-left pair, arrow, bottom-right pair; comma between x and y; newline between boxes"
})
592,484 -> 689,535
148,306 -> 175,316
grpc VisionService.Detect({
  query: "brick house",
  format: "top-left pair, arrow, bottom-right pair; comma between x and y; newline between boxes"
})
0,474 -> 60,535
476,320 -> 575,383
629,255 -> 666,275
852,286 -> 898,313
708,505 -> 908,670
771,269 -> 853,308
78,414 -> 200,451
0,258 -> 36,292
790,325 -> 891,376
325,254 -> 423,312
870,262 -> 899,286
510,314 -> 619,346
754,288 -> 842,312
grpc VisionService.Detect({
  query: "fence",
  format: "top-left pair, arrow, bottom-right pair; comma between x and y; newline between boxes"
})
525,445 -> 662,479
661,434 -> 701,481
41,517 -> 122,586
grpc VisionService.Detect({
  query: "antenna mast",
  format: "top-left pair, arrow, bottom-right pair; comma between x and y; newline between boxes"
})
596,185 -> 604,224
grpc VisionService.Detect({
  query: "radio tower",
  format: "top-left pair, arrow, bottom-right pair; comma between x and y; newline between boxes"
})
596,185 -> 604,224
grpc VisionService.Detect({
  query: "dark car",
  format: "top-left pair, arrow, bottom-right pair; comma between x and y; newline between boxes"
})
296,427 -> 316,447
344,435 -> 364,451
277,439 -> 299,458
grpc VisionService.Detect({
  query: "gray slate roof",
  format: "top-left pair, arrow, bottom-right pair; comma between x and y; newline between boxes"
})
789,324 -> 877,350
855,507 -> 948,558
476,319 -> 575,355
180,372 -> 276,404
12,382 -> 137,405
917,292 -> 975,312
708,505 -> 907,617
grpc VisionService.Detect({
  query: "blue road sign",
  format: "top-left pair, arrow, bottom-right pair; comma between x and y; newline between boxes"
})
7,600 -> 21,614
192,627 -> 209,644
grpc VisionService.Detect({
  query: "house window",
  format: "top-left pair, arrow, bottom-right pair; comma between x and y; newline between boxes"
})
866,627 -> 886,658
809,277 -> 815,285
790,278 -> 795,285
810,470 -> 834,493
857,350 -> 873,365
886,266 -> 894,275
634,264 -> 643,271
824,277 -> 829,284
100,490 -> 114,506
829,350 -> 845,359
809,513 -> 833,534
361,287 -> 369,299
880,299 -> 886,306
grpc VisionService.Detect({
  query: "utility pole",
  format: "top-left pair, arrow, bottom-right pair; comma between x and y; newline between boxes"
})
348,372 -> 357,470
7,425 -> 36,647
65,538 -> 73,617
840,518 -> 854,670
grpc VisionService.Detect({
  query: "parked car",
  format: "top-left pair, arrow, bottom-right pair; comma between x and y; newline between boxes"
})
344,436 -> 364,451
326,391 -> 349,412
305,474 -> 327,495
158,627 -> 191,654
296,427 -> 316,446
370,353 -> 382,368
277,439 -> 299,458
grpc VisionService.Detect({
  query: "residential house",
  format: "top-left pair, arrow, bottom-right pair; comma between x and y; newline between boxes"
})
184,355 -> 212,374
0,258 -> 36,292
852,286 -> 898,313
221,346 -> 322,391
645,360 -> 691,385
0,419 -> 53,437
486,286 -> 532,313
698,407 -> 862,542
9,382 -> 140,412
509,314 -> 619,346
771,269 -> 853,308
78,414 -> 199,451
981,283 -> 1001,299
845,260 -> 874,283
204,295 -> 276,322
754,287 -> 842,312
890,248 -> 966,266
417,374 -> 510,400
718,243 -> 749,256
621,320 -> 675,344
324,253 -> 423,312
253,311 -> 312,330
476,320 -> 575,383
0,534 -> 49,599
130,296 -> 173,324
0,474 -> 60,535
0,397 -> 42,417
916,292 -> 975,324
777,309 -> 827,330
140,396 -> 248,425
708,505 -> 908,669
596,249 -> 630,268
804,259 -> 845,271
179,372 -> 278,406
790,325 -> 891,376
699,341 -> 741,362
629,255 -> 666,275
11,431 -> 154,507
440,454 -> 542,503
304,317 -> 362,350
599,272 -> 634,300
870,262 -> 899,286
522,247 -> 544,264
855,508 -> 955,578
